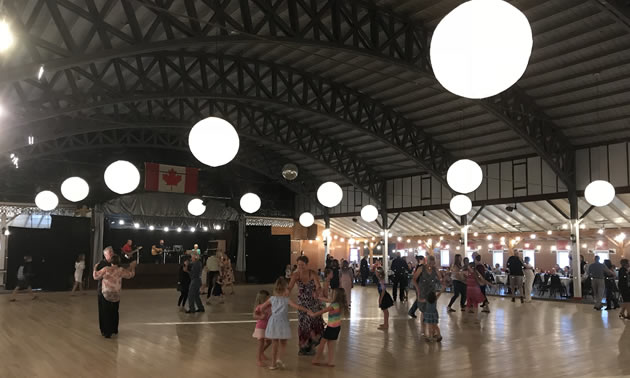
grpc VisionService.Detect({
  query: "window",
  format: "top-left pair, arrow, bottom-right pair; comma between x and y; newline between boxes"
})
557,250 -> 570,269
466,250 -> 475,262
522,250 -> 535,268
440,250 -> 450,267
350,248 -> 359,263
417,248 -> 426,258
595,251 -> 610,262
492,250 -> 504,268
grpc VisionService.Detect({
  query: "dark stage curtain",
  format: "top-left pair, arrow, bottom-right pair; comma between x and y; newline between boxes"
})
245,226 -> 290,284
6,216 -> 91,291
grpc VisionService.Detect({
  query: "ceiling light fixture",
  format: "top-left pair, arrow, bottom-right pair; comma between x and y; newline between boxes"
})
299,212 -> 314,227
317,182 -> 343,208
240,193 -> 261,214
104,160 -> 140,195
446,160 -> 483,194
60,177 -> 89,202
430,0 -> 533,99
187,199 -> 206,216
189,117 -> 239,167
35,191 -> 58,211
0,18 -> 14,52
360,204 -> 379,222
585,180 -> 615,207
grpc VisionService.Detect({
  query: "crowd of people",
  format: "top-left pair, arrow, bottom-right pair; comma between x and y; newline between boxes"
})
6,244 -> 630,372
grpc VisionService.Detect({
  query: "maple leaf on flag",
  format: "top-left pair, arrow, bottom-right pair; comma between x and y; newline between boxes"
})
162,169 -> 182,187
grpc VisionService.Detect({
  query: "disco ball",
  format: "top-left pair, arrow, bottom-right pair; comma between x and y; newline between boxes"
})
282,163 -> 298,181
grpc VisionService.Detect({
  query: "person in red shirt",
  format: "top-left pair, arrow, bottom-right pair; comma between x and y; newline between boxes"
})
121,240 -> 134,262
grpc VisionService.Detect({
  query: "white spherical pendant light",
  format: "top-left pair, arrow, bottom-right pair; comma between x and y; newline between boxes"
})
317,182 -> 343,208
35,190 -> 59,211
299,212 -> 315,227
240,193 -> 261,214
104,160 -> 140,195
360,204 -> 379,222
60,177 -> 89,202
584,180 -> 615,207
450,194 -> 472,216
187,198 -> 206,216
447,159 -> 483,194
189,117 -> 240,167
430,0 -> 533,99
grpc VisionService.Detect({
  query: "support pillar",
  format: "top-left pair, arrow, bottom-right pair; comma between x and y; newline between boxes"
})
236,216 -> 246,272
461,215 -> 468,254
324,213 -> 330,261
0,214 -> 7,287
380,182 -> 389,283
569,177 -> 582,298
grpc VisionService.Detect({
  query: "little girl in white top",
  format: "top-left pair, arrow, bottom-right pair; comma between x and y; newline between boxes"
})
257,277 -> 308,370
71,254 -> 85,295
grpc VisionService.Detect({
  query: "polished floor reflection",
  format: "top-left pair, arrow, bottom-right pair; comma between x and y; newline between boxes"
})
1,285 -> 628,377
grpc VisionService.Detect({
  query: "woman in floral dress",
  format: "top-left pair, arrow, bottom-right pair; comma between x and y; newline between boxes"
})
288,255 -> 324,355
218,252 -> 235,295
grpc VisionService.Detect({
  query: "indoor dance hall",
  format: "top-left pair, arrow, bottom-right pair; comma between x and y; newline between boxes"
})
0,0 -> 630,377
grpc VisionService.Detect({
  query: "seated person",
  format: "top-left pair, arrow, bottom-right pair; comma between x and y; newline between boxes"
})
492,264 -> 503,275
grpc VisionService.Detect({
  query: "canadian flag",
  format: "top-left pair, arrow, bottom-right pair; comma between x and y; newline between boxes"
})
144,163 -> 198,194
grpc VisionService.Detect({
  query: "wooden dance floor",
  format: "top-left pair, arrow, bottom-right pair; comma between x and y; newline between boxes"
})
1,286 -> 628,378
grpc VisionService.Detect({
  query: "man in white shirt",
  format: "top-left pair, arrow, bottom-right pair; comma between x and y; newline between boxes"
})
205,251 -> 220,302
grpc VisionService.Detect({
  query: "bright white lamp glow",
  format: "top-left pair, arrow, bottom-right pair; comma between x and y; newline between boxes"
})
530,234 -> 536,239
398,237 -> 403,242
164,227 -> 169,232
597,240 -> 604,247
240,193 -> 261,214
584,180 -> 615,207
430,0 -> 532,99
0,19 -> 14,52
473,232 -> 478,237
299,212 -> 315,227
177,227 -> 182,233
322,228 -> 331,240
447,159 -> 483,194
35,191 -> 58,211
190,227 -> 196,232
134,223 -> 140,229
450,194 -> 472,215
104,160 -> 140,195
317,182 -> 343,208
149,225 -> 155,231
360,204 -> 379,222
487,235 -> 493,240
118,220 -> 125,225
547,230 -> 553,235
60,177 -> 89,202
203,226 -> 209,231
187,198 -> 206,216
188,117 -> 240,167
